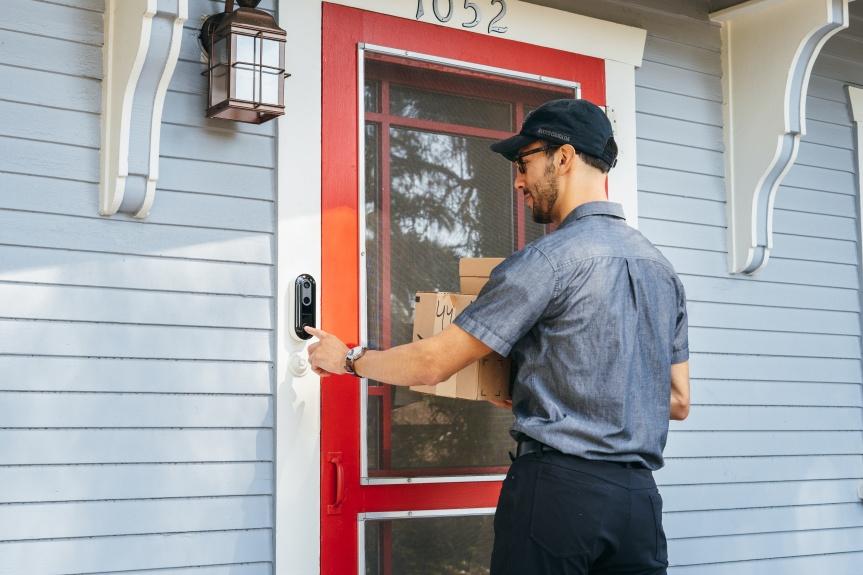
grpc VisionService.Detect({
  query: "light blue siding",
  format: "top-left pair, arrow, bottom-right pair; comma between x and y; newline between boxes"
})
642,5 -> 863,574
0,1 -> 276,573
532,0 -> 863,572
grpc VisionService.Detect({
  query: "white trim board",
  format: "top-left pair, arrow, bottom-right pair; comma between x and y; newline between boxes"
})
274,1 -> 322,575
274,2 -> 646,574
336,0 -> 646,66
846,84 -> 863,503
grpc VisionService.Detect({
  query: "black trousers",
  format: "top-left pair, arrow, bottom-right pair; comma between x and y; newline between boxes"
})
490,451 -> 668,575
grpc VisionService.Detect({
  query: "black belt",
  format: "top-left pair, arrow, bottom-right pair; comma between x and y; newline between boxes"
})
513,438 -> 646,469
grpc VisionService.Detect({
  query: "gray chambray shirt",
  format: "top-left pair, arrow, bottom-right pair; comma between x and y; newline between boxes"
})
454,201 -> 689,470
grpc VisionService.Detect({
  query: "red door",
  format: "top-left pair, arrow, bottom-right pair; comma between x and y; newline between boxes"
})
321,5 -> 605,572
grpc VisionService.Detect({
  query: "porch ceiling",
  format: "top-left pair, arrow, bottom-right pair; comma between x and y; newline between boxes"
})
708,0 -> 750,12
523,0 -> 751,22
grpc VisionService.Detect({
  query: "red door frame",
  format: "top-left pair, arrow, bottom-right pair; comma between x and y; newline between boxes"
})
321,4 -> 605,573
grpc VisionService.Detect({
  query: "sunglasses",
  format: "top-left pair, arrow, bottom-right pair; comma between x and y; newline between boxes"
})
514,145 -> 560,174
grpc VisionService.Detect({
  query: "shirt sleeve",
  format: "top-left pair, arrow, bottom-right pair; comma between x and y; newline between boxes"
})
454,246 -> 556,357
671,276 -> 689,364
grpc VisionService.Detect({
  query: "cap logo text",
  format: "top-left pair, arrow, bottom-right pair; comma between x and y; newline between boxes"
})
536,128 -> 570,142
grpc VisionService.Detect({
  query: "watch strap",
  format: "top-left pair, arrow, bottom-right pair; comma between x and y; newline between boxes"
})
345,346 -> 368,376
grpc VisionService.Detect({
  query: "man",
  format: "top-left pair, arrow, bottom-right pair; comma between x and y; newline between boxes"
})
307,98 -> 690,575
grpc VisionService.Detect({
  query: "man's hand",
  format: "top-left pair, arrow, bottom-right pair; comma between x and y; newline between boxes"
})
305,326 -> 349,378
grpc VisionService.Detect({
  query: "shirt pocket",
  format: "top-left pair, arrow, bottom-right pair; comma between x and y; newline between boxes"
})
529,463 -> 611,559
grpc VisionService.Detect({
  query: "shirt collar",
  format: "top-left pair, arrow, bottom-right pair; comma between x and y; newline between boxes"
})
560,201 -> 626,228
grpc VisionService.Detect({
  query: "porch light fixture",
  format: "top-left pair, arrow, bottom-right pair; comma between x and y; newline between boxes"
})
200,0 -> 287,124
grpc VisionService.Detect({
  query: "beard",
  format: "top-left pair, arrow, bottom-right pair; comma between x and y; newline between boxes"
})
527,161 -> 559,224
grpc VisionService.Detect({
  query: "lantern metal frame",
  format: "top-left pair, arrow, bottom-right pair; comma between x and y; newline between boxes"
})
200,0 -> 288,124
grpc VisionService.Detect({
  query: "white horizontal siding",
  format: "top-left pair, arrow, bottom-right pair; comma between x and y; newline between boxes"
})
642,12 -> 863,575
0,0 -> 276,573
690,353 -> 862,383
0,496 -> 273,541
670,552 -> 863,575
0,283 -> 272,328
0,392 -> 272,427
0,530 -> 273,575
97,567 -> 273,575
0,429 -> 273,464
0,356 -> 271,393
671,527 -> 863,565
664,431 -> 862,456
665,503 -> 863,538
0,319 -> 271,360
0,209 -> 273,263
0,462 -> 272,503
661,478 -> 863,510
0,246 -> 272,296
656,455 -> 862,484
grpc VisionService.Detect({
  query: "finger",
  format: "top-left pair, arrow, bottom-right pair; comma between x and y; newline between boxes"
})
307,342 -> 320,354
304,326 -> 328,338
487,399 -> 513,409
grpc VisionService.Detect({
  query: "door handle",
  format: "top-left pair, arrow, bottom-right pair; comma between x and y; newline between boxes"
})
327,452 -> 344,514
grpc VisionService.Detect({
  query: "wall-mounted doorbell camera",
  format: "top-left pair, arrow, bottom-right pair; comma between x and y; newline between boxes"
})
292,274 -> 316,341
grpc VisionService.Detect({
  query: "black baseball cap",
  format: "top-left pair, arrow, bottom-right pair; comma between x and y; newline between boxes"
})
491,98 -> 618,168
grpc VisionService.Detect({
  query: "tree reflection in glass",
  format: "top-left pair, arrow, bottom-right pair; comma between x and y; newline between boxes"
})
364,67 -> 560,474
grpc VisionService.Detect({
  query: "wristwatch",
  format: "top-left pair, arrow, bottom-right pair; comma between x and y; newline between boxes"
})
345,345 -> 368,376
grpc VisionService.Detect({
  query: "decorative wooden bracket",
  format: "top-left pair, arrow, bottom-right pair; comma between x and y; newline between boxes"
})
100,0 -> 188,218
711,0 -> 852,274
849,86 -> 863,258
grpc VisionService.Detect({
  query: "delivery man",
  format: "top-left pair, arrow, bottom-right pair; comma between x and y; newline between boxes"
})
306,98 -> 690,575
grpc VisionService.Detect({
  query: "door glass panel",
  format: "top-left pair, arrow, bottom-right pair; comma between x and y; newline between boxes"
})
387,126 -> 513,306
365,79 -> 381,113
364,55 -> 568,476
364,514 -> 494,575
390,84 -> 512,131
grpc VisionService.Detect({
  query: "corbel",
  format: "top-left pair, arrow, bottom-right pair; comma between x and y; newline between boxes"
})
100,0 -> 188,218
711,0 -> 852,274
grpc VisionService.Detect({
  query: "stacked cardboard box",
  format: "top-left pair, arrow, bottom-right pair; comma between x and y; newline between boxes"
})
459,257 -> 504,295
410,258 -> 510,401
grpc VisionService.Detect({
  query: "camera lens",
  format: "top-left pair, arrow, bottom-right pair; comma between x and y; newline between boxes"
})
303,281 -> 311,290
302,296 -> 311,305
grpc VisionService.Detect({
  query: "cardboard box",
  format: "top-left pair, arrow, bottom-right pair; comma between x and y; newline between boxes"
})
459,257 -> 505,295
410,291 -> 511,401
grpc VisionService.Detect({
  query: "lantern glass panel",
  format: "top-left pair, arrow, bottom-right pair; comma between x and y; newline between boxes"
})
234,62 -> 256,102
214,34 -> 229,65
262,38 -> 280,68
235,33 -> 255,65
209,36 -> 229,107
262,38 -> 284,106
232,33 -> 256,102
261,68 -> 280,105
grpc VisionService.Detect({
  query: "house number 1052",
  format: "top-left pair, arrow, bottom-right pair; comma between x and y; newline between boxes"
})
416,0 -> 508,34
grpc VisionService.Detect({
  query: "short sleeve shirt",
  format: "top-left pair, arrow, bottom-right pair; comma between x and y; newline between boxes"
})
454,201 -> 688,470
